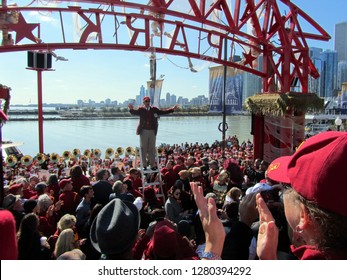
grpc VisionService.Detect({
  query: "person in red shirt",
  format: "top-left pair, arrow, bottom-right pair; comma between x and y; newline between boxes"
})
70,165 -> 90,194
173,156 -> 186,181
124,168 -> 143,198
128,96 -> 179,170
58,178 -> 80,215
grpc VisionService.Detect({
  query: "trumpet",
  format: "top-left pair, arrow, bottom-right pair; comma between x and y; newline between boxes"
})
83,149 -> 91,158
116,147 -> 124,156
135,147 -> 140,155
72,148 -> 81,158
62,150 -> 71,161
157,146 -> 164,155
6,155 -> 17,167
50,153 -> 60,163
125,146 -> 135,156
36,153 -> 46,164
21,155 -> 33,167
114,152 -> 119,159
105,147 -> 114,158
93,148 -> 101,158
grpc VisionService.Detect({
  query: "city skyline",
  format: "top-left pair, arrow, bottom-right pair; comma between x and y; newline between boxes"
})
1,0 -> 346,106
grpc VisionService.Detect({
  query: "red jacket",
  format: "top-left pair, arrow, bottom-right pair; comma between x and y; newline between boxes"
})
129,106 -> 175,136
59,190 -> 80,215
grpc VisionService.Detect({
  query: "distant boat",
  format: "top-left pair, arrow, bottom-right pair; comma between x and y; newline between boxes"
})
305,114 -> 346,136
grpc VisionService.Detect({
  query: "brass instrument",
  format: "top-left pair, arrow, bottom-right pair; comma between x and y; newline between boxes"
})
83,149 -> 91,158
125,146 -> 135,157
50,153 -> 60,163
116,147 -> 124,156
72,148 -> 81,158
157,146 -> 164,155
135,147 -> 140,155
36,153 -> 46,164
21,155 -> 33,167
114,152 -> 119,159
93,148 -> 101,158
62,150 -> 71,161
105,147 -> 114,158
5,155 -> 17,167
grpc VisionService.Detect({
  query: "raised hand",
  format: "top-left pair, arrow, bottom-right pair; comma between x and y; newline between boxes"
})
190,182 -> 225,257
256,193 -> 278,260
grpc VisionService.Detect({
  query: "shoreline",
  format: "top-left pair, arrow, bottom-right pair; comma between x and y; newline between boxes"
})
7,112 -> 251,121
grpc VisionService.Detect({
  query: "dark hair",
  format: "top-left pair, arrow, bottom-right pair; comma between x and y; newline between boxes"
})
80,185 -> 93,197
70,165 -> 83,178
111,166 -> 120,175
47,174 -> 59,185
96,169 -> 109,180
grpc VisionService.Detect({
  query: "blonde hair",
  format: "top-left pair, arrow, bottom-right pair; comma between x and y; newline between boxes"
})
178,170 -> 190,179
54,228 -> 75,259
57,214 -> 76,232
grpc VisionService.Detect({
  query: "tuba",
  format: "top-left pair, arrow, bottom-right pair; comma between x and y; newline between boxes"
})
83,149 -> 91,158
21,155 -> 33,167
36,153 -> 46,164
125,146 -> 135,157
105,147 -> 114,158
6,155 -> 17,167
116,147 -> 124,156
72,148 -> 81,158
93,148 -> 101,158
62,150 -> 71,161
50,153 -> 60,163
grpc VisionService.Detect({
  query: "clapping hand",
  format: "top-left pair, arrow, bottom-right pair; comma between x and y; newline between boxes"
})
190,182 -> 225,257
256,193 -> 278,260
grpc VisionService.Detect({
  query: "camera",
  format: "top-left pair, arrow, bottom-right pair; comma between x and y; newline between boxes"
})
260,189 -> 280,203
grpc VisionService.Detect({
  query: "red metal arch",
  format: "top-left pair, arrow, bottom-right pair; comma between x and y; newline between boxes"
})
1,0 -> 330,93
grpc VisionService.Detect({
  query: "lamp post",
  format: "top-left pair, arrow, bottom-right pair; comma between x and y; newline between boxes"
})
26,51 -> 54,154
335,116 -> 342,131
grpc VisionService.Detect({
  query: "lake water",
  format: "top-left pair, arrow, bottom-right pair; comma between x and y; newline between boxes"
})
2,115 -> 252,156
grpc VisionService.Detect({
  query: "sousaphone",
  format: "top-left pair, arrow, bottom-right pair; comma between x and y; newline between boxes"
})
6,155 -> 17,167
93,148 -> 101,158
50,153 -> 60,163
62,150 -> 71,161
105,147 -> 114,158
83,149 -> 91,158
72,148 -> 81,158
21,155 -> 33,167
116,147 -> 124,156
36,153 -> 46,164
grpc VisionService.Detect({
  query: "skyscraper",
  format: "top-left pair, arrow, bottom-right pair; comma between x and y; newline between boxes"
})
338,61 -> 347,90
320,50 -> 338,98
309,47 -> 323,95
334,21 -> 347,62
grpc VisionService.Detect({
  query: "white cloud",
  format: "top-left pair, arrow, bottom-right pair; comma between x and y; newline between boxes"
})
28,11 -> 56,24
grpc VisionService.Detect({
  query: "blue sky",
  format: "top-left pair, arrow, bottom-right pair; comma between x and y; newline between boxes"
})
0,0 -> 346,105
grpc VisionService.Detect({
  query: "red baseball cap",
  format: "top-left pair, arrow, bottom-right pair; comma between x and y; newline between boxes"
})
266,131 -> 347,216
266,156 -> 291,184
59,178 -> 72,189
143,96 -> 150,102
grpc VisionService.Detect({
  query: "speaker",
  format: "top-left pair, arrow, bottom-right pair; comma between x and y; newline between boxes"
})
27,51 -> 52,69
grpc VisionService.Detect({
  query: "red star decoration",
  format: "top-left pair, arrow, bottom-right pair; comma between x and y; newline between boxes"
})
242,49 -> 257,68
8,13 -> 39,44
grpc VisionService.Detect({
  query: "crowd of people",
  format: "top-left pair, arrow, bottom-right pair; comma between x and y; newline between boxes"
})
1,131 -> 346,260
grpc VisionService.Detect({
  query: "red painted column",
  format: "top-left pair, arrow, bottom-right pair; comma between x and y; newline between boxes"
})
252,113 -> 264,160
